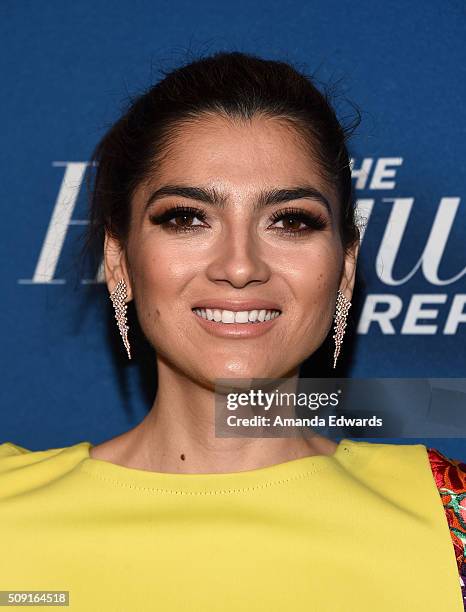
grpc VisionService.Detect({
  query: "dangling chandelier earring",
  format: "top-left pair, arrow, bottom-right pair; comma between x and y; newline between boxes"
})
109,278 -> 132,360
333,289 -> 351,369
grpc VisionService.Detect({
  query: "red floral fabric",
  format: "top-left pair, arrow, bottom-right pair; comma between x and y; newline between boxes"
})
427,447 -> 466,609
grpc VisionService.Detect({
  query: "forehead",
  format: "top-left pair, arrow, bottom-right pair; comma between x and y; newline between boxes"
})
138,113 -> 337,206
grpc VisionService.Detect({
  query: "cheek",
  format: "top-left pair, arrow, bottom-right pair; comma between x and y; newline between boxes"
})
286,242 -> 342,325
129,242 -> 193,318
285,240 -> 341,291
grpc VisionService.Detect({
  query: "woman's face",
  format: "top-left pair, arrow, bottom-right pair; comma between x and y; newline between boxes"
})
106,113 -> 358,385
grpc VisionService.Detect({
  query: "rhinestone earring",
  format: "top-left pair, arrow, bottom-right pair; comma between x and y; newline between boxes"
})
333,289 -> 351,369
109,278 -> 132,360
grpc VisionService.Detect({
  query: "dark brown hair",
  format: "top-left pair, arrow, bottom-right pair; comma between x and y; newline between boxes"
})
82,51 -> 361,267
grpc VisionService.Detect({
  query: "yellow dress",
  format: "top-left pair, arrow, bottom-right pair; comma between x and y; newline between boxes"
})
0,438 -> 463,611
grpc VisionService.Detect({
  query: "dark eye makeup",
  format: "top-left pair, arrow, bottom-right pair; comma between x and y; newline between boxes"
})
148,204 -> 328,237
268,207 -> 328,235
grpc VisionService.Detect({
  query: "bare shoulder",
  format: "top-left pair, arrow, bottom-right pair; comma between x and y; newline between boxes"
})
89,430 -> 134,463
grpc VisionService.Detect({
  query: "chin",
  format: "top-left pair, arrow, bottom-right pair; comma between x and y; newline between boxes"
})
202,363 -> 285,384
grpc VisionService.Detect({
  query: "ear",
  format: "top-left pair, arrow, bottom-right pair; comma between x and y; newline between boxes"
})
104,231 -> 133,301
339,239 -> 360,301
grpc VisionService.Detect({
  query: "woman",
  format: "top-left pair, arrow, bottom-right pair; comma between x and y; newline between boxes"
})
1,52 -> 465,611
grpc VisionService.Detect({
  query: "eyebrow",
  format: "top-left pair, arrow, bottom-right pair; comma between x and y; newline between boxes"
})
144,184 -> 333,218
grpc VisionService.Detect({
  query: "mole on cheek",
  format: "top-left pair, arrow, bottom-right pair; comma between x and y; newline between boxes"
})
180,454 -> 186,461
149,308 -> 160,320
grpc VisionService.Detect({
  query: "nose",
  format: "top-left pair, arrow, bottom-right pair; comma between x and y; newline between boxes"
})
205,223 -> 271,289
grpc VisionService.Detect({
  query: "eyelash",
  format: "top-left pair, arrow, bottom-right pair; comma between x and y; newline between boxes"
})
149,204 -> 328,237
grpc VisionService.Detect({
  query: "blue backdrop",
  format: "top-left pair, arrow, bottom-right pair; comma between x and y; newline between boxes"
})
1,0 -> 465,458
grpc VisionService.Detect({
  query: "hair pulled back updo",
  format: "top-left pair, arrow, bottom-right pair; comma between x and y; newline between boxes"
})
82,51 -> 361,267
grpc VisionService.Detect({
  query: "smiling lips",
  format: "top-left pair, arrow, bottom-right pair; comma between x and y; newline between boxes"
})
190,301 -> 282,337
192,297 -> 282,338
193,308 -> 280,324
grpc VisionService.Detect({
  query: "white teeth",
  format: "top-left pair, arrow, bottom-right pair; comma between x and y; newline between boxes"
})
235,311 -> 249,323
221,310 -> 235,323
192,308 -> 281,324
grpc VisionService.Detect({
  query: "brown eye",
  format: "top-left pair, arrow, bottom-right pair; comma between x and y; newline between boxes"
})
172,212 -> 197,227
269,207 -> 328,236
276,215 -> 307,231
149,205 -> 208,233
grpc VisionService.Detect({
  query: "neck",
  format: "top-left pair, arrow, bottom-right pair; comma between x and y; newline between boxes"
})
91,358 -> 337,474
